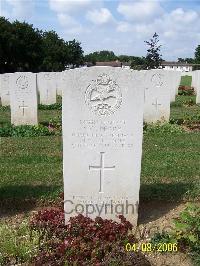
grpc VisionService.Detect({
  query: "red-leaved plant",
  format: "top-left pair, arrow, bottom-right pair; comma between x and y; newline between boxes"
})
30,208 -> 150,265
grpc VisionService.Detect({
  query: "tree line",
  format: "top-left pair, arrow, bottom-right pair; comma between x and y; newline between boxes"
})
85,33 -> 163,70
0,17 -> 84,73
0,18 -> 163,73
1,16 -> 198,73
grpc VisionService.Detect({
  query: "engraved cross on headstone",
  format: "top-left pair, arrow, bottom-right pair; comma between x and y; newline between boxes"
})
89,152 -> 115,193
19,101 -> 28,116
152,98 -> 161,110
46,89 -> 49,101
144,87 -> 149,102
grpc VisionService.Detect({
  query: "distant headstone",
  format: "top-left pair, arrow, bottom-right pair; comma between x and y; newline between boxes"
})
169,71 -> 181,102
191,71 -> 199,94
0,73 -> 12,106
37,72 -> 57,105
55,72 -> 63,96
62,67 -> 145,225
144,70 -> 170,123
10,72 -> 38,125
195,71 -> 200,104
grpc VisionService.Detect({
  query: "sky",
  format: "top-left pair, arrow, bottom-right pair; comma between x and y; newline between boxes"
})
1,0 -> 200,60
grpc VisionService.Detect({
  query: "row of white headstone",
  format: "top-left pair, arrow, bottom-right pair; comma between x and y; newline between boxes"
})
0,72 -> 64,125
0,72 -> 63,107
0,68 -> 183,126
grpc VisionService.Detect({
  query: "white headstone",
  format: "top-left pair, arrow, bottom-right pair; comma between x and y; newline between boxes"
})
62,67 -> 145,225
169,71 -> 181,102
144,70 -> 171,123
191,71 -> 199,94
37,72 -> 57,105
10,72 -> 38,125
55,72 -> 63,96
174,71 -> 181,95
0,73 -> 12,106
195,71 -> 200,104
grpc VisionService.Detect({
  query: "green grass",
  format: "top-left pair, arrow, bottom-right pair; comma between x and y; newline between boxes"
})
0,136 -> 62,200
170,95 -> 200,120
0,95 -> 199,205
180,75 -> 192,86
0,107 -> 61,126
141,131 -> 200,201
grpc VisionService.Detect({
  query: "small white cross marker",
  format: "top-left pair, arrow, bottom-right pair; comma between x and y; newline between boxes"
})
46,89 -> 49,101
144,87 -> 149,102
19,101 -> 28,116
152,98 -> 161,110
89,152 -> 115,193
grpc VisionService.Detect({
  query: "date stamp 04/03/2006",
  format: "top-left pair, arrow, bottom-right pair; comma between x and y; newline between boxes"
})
125,243 -> 178,253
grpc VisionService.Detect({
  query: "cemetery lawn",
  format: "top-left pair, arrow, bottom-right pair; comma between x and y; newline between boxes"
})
0,95 -> 200,205
180,75 -> 192,86
0,107 -> 61,126
170,95 -> 200,120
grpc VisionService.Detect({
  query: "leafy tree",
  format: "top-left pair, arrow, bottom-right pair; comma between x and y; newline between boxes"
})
0,17 -> 84,72
41,33 -> 84,70
66,39 -> 84,68
178,58 -> 185,63
144,32 -> 162,69
84,50 -> 117,64
10,20 -> 43,72
0,17 -> 15,72
130,56 -> 146,70
118,55 -> 132,62
178,57 -> 194,63
0,17 -> 12,72
41,31 -> 68,71
185,58 -> 194,64
194,45 -> 200,64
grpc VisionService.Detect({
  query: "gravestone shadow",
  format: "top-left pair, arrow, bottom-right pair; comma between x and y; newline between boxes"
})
138,182 -> 193,224
0,184 -> 60,219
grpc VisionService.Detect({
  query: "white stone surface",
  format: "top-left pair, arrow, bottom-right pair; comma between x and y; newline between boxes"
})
0,73 -> 12,106
37,72 -> 57,105
174,71 -> 181,95
62,67 -> 145,225
170,71 -> 181,102
55,72 -> 63,96
10,72 -> 38,125
191,71 -> 200,94
144,70 -> 171,123
194,71 -> 200,104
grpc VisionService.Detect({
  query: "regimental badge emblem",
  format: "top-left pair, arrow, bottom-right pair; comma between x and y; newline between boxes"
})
85,73 -> 122,116
151,73 -> 164,87
16,76 -> 29,90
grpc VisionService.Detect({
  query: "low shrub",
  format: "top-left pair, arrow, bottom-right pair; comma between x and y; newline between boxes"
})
150,204 -> 200,264
178,86 -> 194,96
173,204 -> 200,254
38,103 -> 62,110
0,105 -> 10,111
0,220 -> 40,265
30,209 -> 150,265
183,99 -> 196,107
0,124 -> 56,137
144,122 -> 184,134
48,116 -> 62,132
